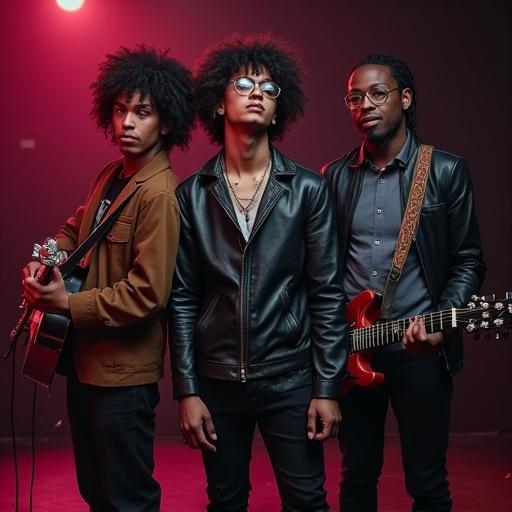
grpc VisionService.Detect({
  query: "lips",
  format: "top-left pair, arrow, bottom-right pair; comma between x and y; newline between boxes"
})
247,103 -> 264,112
118,134 -> 138,143
360,115 -> 381,130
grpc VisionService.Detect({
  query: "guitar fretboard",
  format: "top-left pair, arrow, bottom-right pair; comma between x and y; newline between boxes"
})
349,307 -> 484,353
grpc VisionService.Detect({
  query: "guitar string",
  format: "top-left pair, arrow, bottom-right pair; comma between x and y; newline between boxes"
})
350,306 -> 509,351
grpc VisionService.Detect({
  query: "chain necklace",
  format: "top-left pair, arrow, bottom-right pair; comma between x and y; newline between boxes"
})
222,155 -> 271,224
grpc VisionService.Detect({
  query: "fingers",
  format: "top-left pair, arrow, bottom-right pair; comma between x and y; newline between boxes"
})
182,422 -> 217,452
22,261 -> 41,280
203,414 -> 218,443
402,316 -> 427,348
179,397 -> 217,453
308,399 -> 341,442
307,407 -> 318,440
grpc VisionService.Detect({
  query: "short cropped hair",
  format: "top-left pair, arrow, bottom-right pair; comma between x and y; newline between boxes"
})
351,54 -> 417,133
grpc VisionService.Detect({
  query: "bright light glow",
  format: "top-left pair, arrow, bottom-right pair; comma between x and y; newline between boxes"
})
56,0 -> 85,11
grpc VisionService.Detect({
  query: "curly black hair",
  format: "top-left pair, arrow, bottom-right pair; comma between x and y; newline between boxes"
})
193,34 -> 306,145
90,46 -> 194,150
351,54 -> 417,133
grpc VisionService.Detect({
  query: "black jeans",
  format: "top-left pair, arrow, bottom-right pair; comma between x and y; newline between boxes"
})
67,375 -> 161,511
339,350 -> 453,512
199,377 -> 329,512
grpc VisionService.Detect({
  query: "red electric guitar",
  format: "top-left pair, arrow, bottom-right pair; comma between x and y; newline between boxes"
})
342,290 -> 512,395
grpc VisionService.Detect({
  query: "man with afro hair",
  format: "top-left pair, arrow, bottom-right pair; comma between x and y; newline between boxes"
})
169,34 -> 348,510
22,46 -> 194,510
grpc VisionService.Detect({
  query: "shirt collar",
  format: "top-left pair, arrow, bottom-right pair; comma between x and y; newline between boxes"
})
352,130 -> 415,172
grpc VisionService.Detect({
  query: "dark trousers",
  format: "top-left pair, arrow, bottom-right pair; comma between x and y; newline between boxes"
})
339,350 -> 453,512
199,378 -> 329,512
66,375 -> 161,512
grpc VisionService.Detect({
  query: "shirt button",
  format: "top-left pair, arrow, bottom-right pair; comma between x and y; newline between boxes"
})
372,270 -> 378,277
379,177 -> 384,184
374,240 -> 380,246
376,208 -> 382,214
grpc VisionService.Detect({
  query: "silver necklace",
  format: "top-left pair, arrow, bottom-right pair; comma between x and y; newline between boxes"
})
223,155 -> 271,224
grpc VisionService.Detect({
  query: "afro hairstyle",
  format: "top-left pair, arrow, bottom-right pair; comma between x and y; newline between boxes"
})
193,34 -> 306,145
90,45 -> 194,150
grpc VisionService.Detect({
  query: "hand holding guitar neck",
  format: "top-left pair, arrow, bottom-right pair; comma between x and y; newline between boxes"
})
4,239 -> 67,359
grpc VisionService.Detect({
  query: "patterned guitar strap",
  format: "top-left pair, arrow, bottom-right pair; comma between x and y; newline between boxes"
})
380,144 -> 434,319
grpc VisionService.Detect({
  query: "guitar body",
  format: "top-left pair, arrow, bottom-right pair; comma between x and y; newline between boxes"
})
341,290 -> 512,396
342,290 -> 384,396
22,273 -> 84,389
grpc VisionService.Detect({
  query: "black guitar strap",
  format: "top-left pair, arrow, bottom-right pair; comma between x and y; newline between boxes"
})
59,188 -> 137,277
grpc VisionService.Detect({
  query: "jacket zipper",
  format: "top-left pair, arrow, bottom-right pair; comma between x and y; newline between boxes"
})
239,248 -> 247,382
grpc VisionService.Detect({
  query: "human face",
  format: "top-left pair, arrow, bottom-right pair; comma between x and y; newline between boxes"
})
217,65 -> 278,134
113,90 -> 167,158
346,64 -> 411,145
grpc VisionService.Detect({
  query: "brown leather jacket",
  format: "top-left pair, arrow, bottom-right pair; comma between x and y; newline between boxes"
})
55,151 -> 180,386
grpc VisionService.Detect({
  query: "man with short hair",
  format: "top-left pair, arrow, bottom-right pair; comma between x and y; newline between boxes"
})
169,35 -> 348,511
22,46 -> 194,510
322,54 -> 485,511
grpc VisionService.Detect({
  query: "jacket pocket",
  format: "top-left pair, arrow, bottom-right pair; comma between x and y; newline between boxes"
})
106,218 -> 134,273
421,202 -> 445,213
279,287 -> 300,337
196,295 -> 220,334
107,218 -> 132,242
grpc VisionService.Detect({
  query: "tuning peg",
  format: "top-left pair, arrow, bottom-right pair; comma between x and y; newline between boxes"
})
466,321 -> 477,333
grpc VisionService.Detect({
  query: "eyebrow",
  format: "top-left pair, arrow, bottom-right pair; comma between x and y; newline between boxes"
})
114,101 -> 153,109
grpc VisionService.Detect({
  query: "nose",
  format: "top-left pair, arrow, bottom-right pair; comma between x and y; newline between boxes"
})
360,93 -> 374,111
249,83 -> 263,99
122,112 -> 135,128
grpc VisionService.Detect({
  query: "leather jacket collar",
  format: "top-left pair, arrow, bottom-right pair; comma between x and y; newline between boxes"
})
198,145 -> 297,179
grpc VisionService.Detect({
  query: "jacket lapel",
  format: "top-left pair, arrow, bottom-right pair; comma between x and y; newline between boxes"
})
78,151 -> 171,264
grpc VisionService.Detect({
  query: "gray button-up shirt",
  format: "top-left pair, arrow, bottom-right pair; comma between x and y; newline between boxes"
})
343,133 -> 434,349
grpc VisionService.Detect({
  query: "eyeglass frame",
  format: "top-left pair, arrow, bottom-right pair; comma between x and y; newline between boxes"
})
229,76 -> 282,100
344,86 -> 400,110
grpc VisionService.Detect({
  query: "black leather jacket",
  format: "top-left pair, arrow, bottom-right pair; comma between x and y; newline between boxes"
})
322,137 -> 486,374
169,146 -> 348,399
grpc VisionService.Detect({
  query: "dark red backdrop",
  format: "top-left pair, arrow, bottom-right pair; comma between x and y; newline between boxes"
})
1,0 -> 510,438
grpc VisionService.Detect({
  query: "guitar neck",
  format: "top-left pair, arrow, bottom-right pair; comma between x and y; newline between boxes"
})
350,308 -> 462,353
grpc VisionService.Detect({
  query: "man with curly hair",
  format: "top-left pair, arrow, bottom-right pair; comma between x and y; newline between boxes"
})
169,34 -> 348,511
22,46 -> 194,510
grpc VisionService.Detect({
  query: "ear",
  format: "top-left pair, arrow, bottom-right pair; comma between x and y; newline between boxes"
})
401,88 -> 413,111
216,103 -> 225,116
160,122 -> 172,136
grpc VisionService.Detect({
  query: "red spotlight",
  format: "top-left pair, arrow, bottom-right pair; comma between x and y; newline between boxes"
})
56,0 -> 85,11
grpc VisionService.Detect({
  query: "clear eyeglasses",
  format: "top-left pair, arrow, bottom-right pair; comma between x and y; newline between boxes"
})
230,76 -> 281,100
344,87 -> 400,109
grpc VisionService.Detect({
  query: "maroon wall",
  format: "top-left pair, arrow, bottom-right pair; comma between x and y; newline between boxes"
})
1,0 -> 510,438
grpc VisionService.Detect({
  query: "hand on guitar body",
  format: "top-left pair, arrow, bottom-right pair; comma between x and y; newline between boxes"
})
402,315 -> 444,354
22,262 -> 70,315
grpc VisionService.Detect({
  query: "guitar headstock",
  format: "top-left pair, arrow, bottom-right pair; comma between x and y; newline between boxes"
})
464,293 -> 512,340
32,238 -> 68,267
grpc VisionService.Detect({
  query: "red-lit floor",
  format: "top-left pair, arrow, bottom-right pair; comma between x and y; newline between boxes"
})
1,434 -> 511,511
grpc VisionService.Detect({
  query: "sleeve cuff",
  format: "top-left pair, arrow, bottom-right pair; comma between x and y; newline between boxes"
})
312,379 -> 342,399
172,377 -> 199,399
